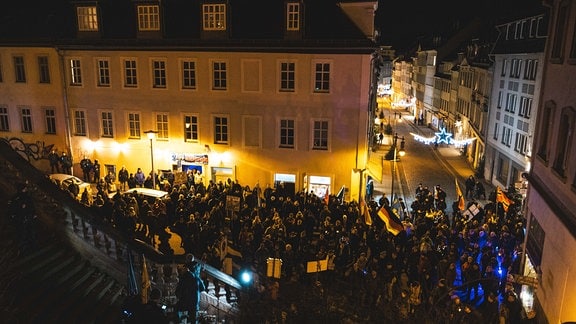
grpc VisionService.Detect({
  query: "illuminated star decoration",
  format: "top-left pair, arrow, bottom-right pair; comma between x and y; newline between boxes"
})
435,127 -> 453,144
410,127 -> 476,147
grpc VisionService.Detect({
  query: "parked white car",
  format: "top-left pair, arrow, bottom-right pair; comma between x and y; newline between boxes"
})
109,187 -> 168,201
49,173 -> 92,199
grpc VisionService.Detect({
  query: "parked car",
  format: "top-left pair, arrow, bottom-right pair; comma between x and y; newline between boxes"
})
49,173 -> 93,199
110,187 -> 168,202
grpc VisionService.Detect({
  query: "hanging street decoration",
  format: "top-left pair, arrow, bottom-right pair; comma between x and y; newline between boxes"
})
435,127 -> 453,144
410,127 -> 476,147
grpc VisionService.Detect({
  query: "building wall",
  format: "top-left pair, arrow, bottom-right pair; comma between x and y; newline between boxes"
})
487,52 -> 544,188
1,46 -> 372,197
0,47 -> 69,170
525,1 -> 576,322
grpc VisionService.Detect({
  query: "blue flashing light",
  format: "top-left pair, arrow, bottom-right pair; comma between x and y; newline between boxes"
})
240,270 -> 252,285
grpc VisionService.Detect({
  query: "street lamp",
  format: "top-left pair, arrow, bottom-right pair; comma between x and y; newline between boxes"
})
390,134 -> 405,203
144,130 -> 158,190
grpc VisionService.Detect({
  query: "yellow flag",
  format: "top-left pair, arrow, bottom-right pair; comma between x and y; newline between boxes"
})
455,178 -> 465,211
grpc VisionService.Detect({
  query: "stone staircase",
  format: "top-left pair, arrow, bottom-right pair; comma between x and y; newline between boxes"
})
0,140 -> 241,324
0,234 -> 127,323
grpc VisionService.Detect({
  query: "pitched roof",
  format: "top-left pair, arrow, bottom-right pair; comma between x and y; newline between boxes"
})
0,0 -> 375,51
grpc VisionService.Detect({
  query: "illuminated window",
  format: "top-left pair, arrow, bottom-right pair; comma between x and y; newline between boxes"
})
77,6 -> 98,31
202,4 -> 226,31
138,5 -> 160,31
44,107 -> 56,134
70,59 -> 82,86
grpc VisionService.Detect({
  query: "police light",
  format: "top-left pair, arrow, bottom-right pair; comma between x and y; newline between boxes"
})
240,270 -> 252,285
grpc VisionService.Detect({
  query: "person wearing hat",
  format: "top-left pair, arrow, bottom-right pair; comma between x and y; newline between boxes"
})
175,260 -> 206,324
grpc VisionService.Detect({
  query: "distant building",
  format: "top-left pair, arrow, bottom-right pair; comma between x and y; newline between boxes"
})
486,13 -> 548,189
0,0 -> 379,201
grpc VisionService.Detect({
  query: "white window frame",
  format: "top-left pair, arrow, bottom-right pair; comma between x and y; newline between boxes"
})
202,4 -> 226,31
19,106 -> 33,133
123,58 -> 138,88
44,107 -> 56,134
127,112 -> 141,139
181,59 -> 197,90
313,61 -> 331,93
279,118 -> 296,149
0,106 -> 10,131
137,5 -> 160,31
286,3 -> 300,31
211,60 -> 227,91
184,114 -> 199,142
279,61 -> 296,92
213,114 -> 229,145
77,6 -> 99,31
311,119 -> 330,151
100,110 -> 114,138
96,58 -> 110,87
155,113 -> 169,140
151,59 -> 167,88
38,55 -> 50,84
70,58 -> 82,86
14,55 -> 26,83
519,97 -> 533,118
73,109 -> 87,136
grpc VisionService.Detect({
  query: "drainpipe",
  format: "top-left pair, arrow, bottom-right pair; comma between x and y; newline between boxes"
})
57,48 -> 75,176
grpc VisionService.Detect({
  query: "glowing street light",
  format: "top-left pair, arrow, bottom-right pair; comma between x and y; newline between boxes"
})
144,130 -> 158,189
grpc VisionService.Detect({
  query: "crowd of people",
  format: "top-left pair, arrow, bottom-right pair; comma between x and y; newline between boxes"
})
53,160 -> 531,323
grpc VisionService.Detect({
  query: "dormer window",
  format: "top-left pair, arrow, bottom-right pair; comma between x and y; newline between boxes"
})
137,5 -> 160,31
202,4 -> 226,31
286,3 -> 300,31
77,6 -> 99,32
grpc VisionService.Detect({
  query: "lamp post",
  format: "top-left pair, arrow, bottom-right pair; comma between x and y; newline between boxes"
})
390,134 -> 405,203
144,130 -> 158,190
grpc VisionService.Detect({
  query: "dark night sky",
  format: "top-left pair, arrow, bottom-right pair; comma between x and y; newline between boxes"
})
376,0 -> 546,52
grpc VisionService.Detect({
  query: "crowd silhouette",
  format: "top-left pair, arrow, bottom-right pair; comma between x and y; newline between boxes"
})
65,168 -> 529,323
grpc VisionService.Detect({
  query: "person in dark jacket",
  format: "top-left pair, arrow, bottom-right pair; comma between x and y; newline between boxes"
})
118,165 -> 129,191
176,260 -> 207,324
